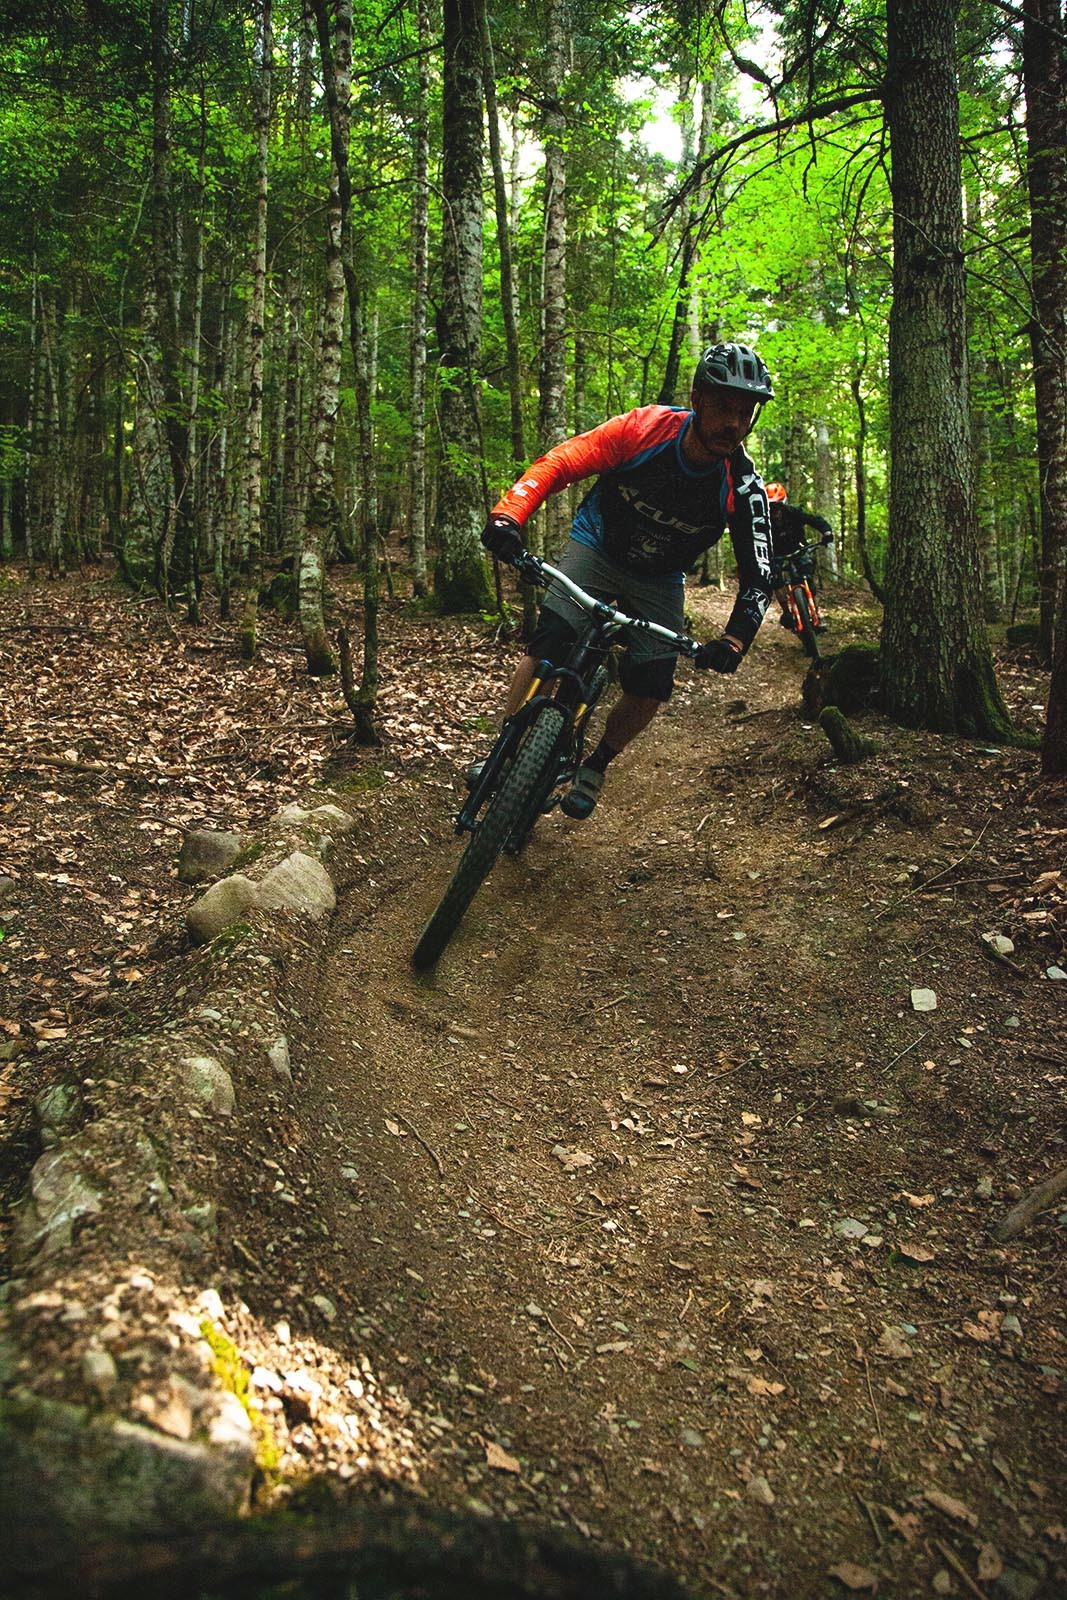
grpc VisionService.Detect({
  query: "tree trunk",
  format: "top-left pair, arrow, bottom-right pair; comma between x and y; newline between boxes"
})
852,372 -> 883,603
408,0 -> 431,598
299,161 -> 343,678
240,0 -> 272,661
814,416 -> 837,578
480,0 -> 524,480
1023,0 -> 1067,672
1044,548 -> 1067,770
880,0 -> 1013,738
312,0 -> 379,741
432,0 -> 492,612
538,0 -> 568,562
149,0 -> 195,609
481,0 -> 533,627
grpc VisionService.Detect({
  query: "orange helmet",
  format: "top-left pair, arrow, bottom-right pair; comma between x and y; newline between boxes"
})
764,481 -> 787,501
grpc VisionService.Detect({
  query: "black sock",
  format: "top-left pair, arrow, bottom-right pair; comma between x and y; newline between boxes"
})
584,739 -> 619,774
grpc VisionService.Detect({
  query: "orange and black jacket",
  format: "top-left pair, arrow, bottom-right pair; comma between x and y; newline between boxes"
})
771,502 -> 832,559
492,405 -> 773,652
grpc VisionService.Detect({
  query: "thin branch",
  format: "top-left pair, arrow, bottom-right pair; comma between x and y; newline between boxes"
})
661,88 -> 880,229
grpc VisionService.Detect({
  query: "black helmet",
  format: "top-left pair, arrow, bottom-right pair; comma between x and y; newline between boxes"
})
693,342 -> 774,402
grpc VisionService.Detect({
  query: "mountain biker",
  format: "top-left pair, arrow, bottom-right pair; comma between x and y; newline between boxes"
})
765,482 -> 834,630
477,342 -> 774,819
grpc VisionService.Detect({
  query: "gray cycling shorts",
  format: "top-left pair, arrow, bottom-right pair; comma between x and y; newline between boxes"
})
538,539 -> 686,665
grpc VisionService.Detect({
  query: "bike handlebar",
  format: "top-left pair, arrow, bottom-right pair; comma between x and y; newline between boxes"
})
512,552 -> 700,659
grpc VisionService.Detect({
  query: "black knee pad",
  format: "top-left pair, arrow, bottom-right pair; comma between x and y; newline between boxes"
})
618,653 -> 676,701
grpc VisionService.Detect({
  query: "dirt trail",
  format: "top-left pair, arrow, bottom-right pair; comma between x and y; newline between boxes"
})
264,593 -> 1066,1598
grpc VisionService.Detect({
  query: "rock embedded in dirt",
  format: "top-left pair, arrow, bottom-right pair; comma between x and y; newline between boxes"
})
745,1474 -> 775,1506
34,1081 -> 82,1147
178,828 -> 245,885
833,1218 -> 869,1240
16,1146 -> 104,1256
265,1035 -> 293,1082
186,873 -> 260,944
257,851 -> 336,920
910,987 -> 938,1011
180,1055 -> 236,1116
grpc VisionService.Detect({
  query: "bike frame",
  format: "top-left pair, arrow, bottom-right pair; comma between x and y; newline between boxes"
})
456,555 -> 697,837
778,541 -> 823,639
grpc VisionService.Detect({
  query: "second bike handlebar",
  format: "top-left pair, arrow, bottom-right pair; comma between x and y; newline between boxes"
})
511,551 -> 700,660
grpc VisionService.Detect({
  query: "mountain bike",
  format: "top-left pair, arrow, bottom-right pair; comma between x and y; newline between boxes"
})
411,553 -> 698,969
776,538 -> 829,663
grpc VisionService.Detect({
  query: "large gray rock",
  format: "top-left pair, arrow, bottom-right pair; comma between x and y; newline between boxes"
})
15,1147 -> 103,1257
180,1056 -> 236,1115
0,1389 -> 254,1579
186,874 -> 259,944
257,851 -> 336,920
178,829 -> 244,886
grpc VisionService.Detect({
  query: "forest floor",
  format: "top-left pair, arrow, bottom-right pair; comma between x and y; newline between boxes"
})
1,562 -> 1065,1599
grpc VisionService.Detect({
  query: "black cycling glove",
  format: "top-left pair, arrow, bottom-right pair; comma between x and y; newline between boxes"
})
694,638 -> 743,674
481,513 -> 524,563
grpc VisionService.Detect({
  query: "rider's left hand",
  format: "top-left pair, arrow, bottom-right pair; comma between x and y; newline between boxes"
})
694,638 -> 742,674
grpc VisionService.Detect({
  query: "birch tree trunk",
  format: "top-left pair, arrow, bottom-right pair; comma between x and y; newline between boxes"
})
880,0 -> 1012,738
299,164 -> 344,677
240,0 -> 272,660
432,0 -> 492,612
312,0 -> 380,740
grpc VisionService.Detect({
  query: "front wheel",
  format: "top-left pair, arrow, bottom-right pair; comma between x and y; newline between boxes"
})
793,586 -> 822,663
412,704 -> 568,969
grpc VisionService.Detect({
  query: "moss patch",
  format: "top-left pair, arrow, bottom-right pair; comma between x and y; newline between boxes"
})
323,762 -> 386,793
200,1318 -> 282,1481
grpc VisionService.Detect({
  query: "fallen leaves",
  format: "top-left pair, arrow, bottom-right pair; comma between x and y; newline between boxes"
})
922,1488 -> 978,1528
895,1241 -> 937,1263
874,1325 -> 913,1360
828,1562 -> 878,1591
552,1144 -> 594,1171
485,1441 -> 521,1475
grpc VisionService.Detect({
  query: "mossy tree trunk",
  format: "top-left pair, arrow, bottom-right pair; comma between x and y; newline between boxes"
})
880,0 -> 1013,739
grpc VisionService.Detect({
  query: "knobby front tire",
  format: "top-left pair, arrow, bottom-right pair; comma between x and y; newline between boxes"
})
412,705 -> 568,969
793,587 -> 821,663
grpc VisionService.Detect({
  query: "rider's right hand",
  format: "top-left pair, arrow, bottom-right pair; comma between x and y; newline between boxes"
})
482,513 -> 524,563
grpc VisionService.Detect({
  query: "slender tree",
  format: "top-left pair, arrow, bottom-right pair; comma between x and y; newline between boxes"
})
432,0 -> 493,612
538,0 -> 569,560
408,0 -> 432,598
240,0 -> 273,660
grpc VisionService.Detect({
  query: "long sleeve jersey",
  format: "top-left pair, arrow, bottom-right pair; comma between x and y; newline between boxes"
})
771,502 -> 832,558
492,405 -> 773,652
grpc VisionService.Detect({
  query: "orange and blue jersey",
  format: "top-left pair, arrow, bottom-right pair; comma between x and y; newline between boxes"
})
492,405 -> 773,651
